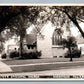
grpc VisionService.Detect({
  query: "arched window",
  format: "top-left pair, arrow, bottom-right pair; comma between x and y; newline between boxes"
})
52,28 -> 63,46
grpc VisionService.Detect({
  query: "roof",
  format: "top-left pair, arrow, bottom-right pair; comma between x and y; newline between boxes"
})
25,34 -> 37,45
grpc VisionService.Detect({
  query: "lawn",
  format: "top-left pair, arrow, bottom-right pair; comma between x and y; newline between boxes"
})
2,58 -> 70,65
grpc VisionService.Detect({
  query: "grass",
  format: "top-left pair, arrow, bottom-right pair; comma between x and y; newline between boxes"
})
2,58 -> 70,65
2,57 -> 84,65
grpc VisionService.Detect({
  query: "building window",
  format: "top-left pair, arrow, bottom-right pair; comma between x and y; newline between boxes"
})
31,46 -> 34,49
27,45 -> 30,49
52,28 -> 63,46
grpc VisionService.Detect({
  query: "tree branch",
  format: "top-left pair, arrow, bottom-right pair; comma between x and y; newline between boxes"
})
77,18 -> 84,23
55,7 -> 84,38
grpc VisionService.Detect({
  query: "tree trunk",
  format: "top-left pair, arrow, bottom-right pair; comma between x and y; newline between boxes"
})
19,36 -> 23,58
68,47 -> 73,61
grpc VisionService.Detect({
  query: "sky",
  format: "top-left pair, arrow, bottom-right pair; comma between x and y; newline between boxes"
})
70,22 -> 84,37
26,25 -> 35,34
27,21 -> 84,37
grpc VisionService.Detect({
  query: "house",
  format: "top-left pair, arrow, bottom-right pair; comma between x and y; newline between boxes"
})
7,34 -> 37,54
76,35 -> 84,55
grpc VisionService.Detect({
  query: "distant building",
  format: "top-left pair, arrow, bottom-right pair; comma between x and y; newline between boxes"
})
7,34 -> 37,55
76,35 -> 84,55
7,45 -> 19,54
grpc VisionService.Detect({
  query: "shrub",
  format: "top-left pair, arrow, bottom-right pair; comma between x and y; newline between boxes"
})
1,53 -> 7,59
9,51 -> 19,58
22,51 -> 42,59
21,53 -> 31,59
64,49 -> 81,58
9,50 -> 42,59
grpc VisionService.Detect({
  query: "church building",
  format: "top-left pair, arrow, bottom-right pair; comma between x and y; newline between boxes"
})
37,21 -> 69,58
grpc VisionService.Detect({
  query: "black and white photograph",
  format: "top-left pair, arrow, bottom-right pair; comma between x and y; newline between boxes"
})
0,5 -> 84,79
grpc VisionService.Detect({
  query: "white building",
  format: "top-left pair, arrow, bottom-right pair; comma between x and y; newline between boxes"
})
77,35 -> 84,55
37,21 -> 69,58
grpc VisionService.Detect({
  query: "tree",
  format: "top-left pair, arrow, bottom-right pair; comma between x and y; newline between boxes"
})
0,6 -> 84,38
5,6 -> 40,57
50,6 -> 84,38
0,34 -> 5,53
37,6 -> 84,38
0,6 -> 21,33
0,6 -> 84,58
62,36 -> 77,61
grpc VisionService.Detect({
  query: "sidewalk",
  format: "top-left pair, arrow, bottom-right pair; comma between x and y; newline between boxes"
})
0,61 -> 12,72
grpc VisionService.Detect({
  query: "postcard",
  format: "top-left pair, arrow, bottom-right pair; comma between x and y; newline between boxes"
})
0,4 -> 84,80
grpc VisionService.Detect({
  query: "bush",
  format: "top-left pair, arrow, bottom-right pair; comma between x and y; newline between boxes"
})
21,51 -> 42,59
9,51 -> 19,58
1,53 -> 7,59
64,49 -> 81,58
21,53 -> 31,59
9,50 -> 42,59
